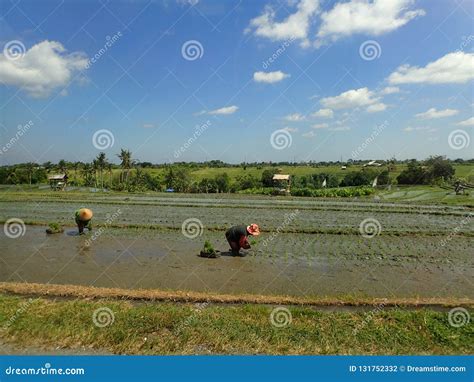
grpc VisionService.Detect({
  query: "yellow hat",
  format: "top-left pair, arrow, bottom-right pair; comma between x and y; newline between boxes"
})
78,208 -> 93,221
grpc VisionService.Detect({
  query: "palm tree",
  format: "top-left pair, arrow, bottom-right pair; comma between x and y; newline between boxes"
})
107,163 -> 113,188
58,159 -> 68,175
95,152 -> 107,189
72,162 -> 82,185
25,162 -> 35,185
117,149 -> 133,184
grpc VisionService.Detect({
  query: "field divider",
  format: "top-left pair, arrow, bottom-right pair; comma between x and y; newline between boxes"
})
0,199 -> 472,216
0,282 -> 472,308
2,220 -> 473,237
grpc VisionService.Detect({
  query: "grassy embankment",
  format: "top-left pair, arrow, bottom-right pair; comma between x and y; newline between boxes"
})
0,288 -> 472,355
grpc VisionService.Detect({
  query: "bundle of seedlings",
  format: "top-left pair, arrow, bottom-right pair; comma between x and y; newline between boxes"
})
199,240 -> 220,258
46,222 -> 64,234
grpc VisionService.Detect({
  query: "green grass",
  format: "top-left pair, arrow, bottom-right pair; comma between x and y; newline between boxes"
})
0,294 -> 471,355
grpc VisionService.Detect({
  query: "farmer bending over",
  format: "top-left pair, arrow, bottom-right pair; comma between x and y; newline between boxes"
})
225,224 -> 260,256
75,208 -> 93,235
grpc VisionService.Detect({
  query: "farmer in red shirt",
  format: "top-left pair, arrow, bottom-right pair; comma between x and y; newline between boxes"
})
225,224 -> 260,256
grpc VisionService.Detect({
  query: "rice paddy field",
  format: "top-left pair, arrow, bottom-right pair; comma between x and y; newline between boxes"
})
0,186 -> 472,300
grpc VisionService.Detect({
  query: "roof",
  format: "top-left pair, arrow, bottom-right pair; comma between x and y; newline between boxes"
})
48,174 -> 67,180
273,174 -> 290,180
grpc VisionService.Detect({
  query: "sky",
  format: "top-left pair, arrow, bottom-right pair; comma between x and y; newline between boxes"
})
0,0 -> 473,165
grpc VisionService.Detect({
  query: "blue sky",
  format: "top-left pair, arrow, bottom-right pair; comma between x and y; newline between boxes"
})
0,0 -> 473,165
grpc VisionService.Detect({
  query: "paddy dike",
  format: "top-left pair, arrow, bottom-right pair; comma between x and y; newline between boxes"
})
0,226 -> 472,299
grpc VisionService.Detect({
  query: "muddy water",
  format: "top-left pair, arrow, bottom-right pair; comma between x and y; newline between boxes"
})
1,227 -> 472,299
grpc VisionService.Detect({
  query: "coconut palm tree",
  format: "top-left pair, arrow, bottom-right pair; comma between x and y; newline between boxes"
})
95,152 -> 107,189
117,149 -> 133,184
25,162 -> 35,185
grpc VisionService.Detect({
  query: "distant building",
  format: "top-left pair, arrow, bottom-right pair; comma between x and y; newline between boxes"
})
48,174 -> 68,191
363,160 -> 382,167
272,174 -> 291,194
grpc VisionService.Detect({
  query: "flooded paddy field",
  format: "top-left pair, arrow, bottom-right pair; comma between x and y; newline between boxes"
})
1,193 -> 472,300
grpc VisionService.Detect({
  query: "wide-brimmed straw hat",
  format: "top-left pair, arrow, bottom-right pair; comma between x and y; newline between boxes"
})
247,223 -> 260,236
78,208 -> 93,221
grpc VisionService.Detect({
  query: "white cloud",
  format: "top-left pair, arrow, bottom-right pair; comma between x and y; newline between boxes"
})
245,0 -> 320,47
317,0 -> 424,45
208,105 -> 239,115
457,117 -> 474,126
366,103 -> 387,113
415,108 -> 459,120
0,40 -> 88,98
193,110 -> 207,116
303,130 -> 316,138
311,108 -> 333,118
320,87 -> 380,110
316,0 -> 425,45
284,126 -> 299,132
253,70 -> 290,83
284,113 -> 305,121
388,52 -> 474,85
380,86 -> 400,95
312,123 -> 328,129
329,126 -> 350,131
403,126 -> 433,132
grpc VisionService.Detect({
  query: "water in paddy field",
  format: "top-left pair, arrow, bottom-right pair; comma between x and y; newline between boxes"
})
1,225 -> 472,299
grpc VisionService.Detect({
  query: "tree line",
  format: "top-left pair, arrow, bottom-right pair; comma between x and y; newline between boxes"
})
0,153 -> 467,193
